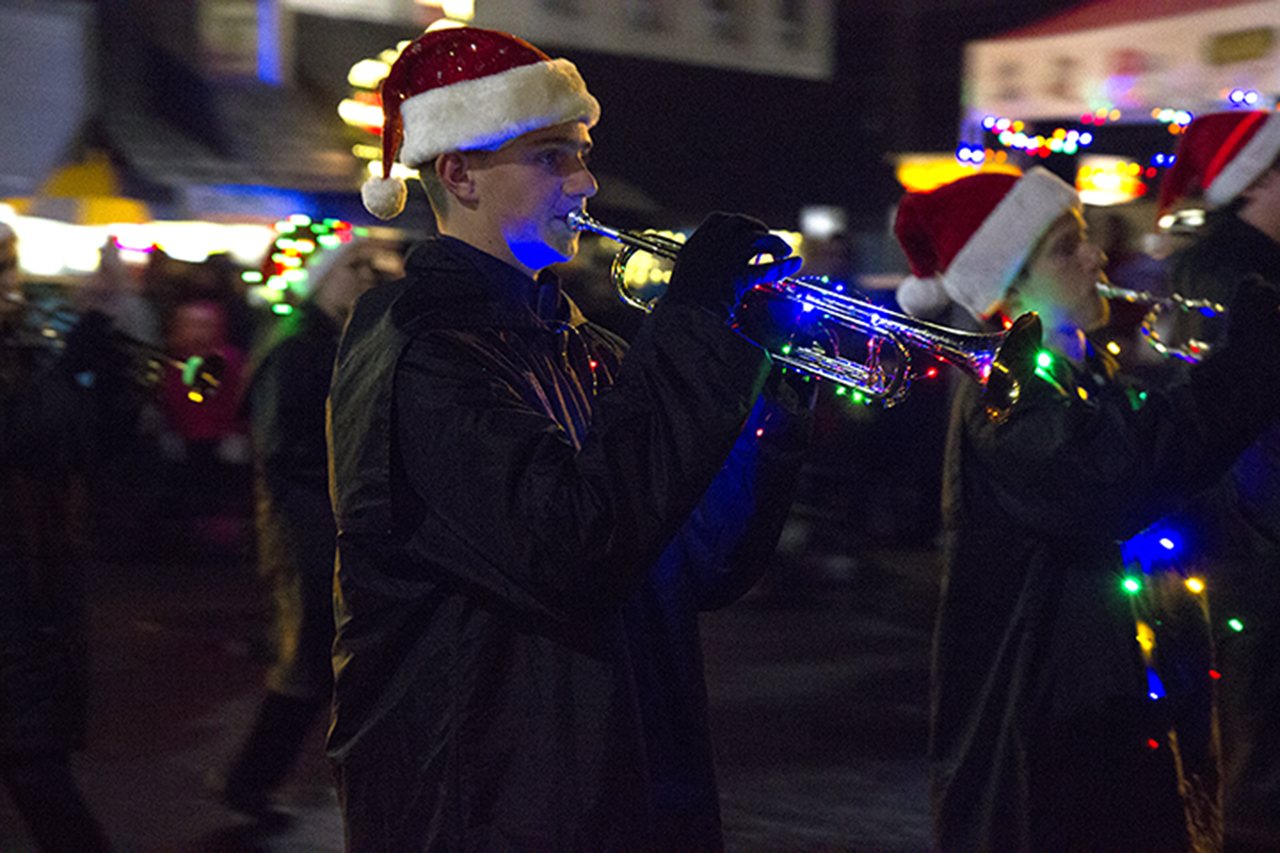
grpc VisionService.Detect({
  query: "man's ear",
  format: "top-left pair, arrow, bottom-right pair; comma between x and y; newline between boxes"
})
436,152 -> 479,208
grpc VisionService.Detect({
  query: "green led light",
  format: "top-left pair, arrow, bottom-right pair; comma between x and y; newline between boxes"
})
835,386 -> 847,396
851,391 -> 865,404
780,343 -> 793,355
272,303 -> 294,316
241,271 -> 263,284
1228,617 -> 1245,633
1122,576 -> 1142,594
1036,350 -> 1054,370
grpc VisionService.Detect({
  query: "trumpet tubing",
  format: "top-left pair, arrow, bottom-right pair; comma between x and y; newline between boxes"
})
568,210 -> 1042,419
2,292 -> 225,399
1096,282 -> 1225,363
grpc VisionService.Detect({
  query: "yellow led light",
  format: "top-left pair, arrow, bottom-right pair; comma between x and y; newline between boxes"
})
1136,619 -> 1155,654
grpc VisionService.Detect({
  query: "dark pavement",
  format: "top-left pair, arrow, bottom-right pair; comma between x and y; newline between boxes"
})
1,508 -> 940,852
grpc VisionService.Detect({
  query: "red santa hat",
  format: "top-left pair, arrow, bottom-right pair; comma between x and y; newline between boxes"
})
1158,110 -> 1280,215
362,26 -> 601,220
893,167 -> 1080,320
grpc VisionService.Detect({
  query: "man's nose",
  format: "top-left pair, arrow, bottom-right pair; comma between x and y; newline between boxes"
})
566,163 -> 598,200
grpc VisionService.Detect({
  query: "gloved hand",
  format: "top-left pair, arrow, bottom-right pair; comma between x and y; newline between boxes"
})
731,287 -> 822,357
665,212 -> 802,320
1186,273 -> 1280,445
1224,273 -> 1280,353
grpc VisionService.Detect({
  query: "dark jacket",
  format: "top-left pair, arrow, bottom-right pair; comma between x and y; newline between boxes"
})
326,237 -> 807,851
244,303 -> 342,700
932,317 -> 1280,852
1,331 -> 97,754
1170,215 -> 1280,846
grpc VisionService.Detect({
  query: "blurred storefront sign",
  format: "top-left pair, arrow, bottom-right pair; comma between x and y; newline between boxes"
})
964,0 -> 1280,126
955,0 -> 1280,207
474,0 -> 834,80
282,0 -> 420,24
199,0 -> 260,78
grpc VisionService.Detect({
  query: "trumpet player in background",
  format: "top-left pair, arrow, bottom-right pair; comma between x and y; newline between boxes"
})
893,166 -> 1280,852
1,221 -> 115,851
1155,110 -> 1280,852
325,26 -> 815,850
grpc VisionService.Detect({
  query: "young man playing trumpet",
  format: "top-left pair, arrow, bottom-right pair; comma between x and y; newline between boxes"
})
326,26 -> 812,850
895,167 -> 1280,851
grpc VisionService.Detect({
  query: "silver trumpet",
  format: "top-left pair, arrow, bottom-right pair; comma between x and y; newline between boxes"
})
1096,282 -> 1225,363
568,210 -> 1043,419
2,291 -> 225,399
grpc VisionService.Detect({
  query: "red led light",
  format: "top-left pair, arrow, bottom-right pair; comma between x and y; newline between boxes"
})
1147,738 -> 1160,750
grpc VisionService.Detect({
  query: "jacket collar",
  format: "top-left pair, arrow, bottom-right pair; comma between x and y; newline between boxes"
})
399,236 -> 586,331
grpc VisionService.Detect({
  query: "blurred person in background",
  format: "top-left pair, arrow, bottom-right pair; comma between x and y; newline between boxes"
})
155,296 -> 250,554
1,221 -> 114,851
894,166 -> 1280,851
211,235 -> 403,817
327,26 -> 812,849
1156,110 -> 1280,852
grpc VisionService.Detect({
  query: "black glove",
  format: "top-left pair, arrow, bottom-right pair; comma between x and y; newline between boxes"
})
1224,273 -> 1280,354
665,212 -> 802,320
731,286 -> 824,357
1186,273 -> 1280,452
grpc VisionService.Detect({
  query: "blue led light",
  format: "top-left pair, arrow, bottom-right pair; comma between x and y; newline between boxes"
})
1147,668 -> 1166,701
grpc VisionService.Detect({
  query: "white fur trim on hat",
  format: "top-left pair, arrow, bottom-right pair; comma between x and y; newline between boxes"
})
944,167 -> 1079,321
1206,113 -> 1280,208
361,175 -> 408,221
399,58 -> 600,166
895,274 -> 949,318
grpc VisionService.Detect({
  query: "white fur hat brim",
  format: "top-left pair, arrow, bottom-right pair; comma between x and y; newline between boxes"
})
399,58 -> 599,166
1207,113 -> 1280,208
944,167 -> 1079,321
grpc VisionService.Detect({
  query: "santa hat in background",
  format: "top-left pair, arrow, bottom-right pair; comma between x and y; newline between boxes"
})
1158,110 -> 1280,216
894,167 -> 1080,321
362,26 -> 601,220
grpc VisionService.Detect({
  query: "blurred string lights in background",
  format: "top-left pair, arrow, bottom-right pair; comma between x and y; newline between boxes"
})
241,214 -> 369,315
953,88 -> 1280,208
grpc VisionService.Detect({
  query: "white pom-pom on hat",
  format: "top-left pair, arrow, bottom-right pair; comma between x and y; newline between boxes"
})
895,274 -> 950,318
362,176 -> 408,221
